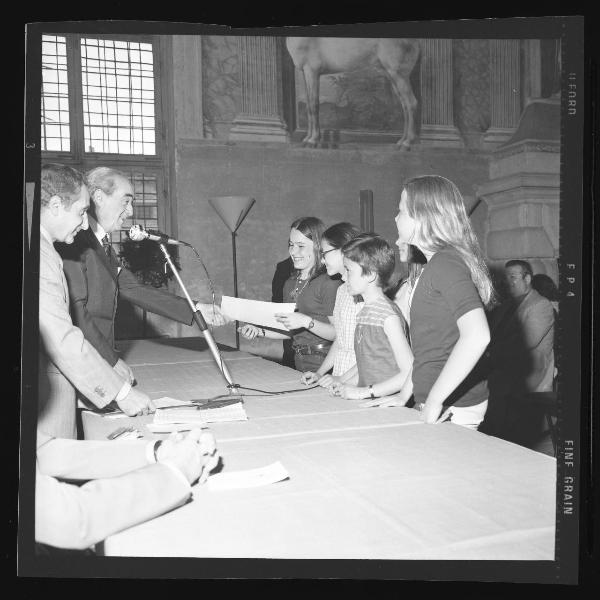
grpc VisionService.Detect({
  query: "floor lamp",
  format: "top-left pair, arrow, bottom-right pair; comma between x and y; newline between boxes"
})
209,196 -> 256,349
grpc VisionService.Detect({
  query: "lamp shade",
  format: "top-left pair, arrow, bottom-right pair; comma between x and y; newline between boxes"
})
209,196 -> 255,233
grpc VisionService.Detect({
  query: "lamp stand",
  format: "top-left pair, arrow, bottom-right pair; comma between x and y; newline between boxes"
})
232,231 -> 240,350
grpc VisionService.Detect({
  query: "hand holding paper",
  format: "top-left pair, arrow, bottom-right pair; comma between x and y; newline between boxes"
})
221,296 -> 296,331
275,311 -> 309,330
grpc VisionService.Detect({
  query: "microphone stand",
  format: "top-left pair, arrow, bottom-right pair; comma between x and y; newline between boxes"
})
157,240 -> 241,397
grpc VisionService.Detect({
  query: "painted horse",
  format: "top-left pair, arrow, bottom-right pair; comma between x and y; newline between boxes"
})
285,37 -> 420,149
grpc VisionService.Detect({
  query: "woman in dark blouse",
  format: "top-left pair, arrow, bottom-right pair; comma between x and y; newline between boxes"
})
239,217 -> 341,372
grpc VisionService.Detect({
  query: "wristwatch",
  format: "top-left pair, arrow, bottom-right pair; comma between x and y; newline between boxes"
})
307,318 -> 315,330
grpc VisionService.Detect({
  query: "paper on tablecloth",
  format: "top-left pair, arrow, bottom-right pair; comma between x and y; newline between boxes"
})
82,407 -> 128,419
207,461 -> 290,491
152,396 -> 193,409
221,295 -> 296,330
152,402 -> 248,426
146,422 -> 194,433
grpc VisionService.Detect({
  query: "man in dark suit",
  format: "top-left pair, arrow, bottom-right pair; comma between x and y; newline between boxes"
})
482,260 -> 555,445
272,256 -> 295,368
58,167 -> 223,385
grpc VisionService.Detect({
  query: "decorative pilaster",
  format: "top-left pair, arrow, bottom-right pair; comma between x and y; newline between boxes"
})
229,36 -> 289,143
484,40 -> 521,147
523,39 -> 543,105
419,39 -> 461,146
172,35 -> 205,139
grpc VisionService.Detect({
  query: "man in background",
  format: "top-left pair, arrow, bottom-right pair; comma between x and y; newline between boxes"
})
482,260 -> 555,445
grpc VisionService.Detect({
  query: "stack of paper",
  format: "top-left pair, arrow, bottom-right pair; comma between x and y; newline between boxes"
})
148,401 -> 248,432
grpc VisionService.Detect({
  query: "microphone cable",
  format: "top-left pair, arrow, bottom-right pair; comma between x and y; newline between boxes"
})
178,243 -> 327,398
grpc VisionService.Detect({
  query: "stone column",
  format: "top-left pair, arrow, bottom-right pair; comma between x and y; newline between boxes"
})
229,36 -> 289,143
475,101 -> 560,284
484,40 -> 521,147
419,39 -> 461,147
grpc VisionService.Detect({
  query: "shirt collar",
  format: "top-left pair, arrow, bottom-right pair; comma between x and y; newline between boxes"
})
39,225 -> 53,245
88,215 -> 107,243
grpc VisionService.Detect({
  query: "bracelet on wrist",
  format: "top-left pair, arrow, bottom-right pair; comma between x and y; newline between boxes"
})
153,439 -> 163,462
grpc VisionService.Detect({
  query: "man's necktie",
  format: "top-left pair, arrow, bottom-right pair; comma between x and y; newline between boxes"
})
101,234 -> 112,258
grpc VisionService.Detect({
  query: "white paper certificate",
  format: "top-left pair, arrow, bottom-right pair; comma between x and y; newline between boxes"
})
221,296 -> 296,330
206,461 -> 290,491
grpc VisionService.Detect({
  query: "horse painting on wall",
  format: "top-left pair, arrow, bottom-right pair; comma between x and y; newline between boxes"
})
286,37 -> 421,149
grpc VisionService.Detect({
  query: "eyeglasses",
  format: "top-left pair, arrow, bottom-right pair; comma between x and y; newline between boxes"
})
319,248 -> 337,258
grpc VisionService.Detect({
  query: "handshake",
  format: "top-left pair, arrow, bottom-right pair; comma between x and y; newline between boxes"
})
194,302 -> 231,328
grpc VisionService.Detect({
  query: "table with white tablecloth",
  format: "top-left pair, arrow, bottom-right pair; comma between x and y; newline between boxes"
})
82,337 -> 556,560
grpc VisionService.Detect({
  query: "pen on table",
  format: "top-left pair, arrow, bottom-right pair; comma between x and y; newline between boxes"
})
435,408 -> 453,424
198,448 -> 217,485
107,426 -> 134,440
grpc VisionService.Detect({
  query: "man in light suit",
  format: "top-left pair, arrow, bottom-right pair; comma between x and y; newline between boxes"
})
36,427 -> 219,551
58,166 -> 223,384
482,260 -> 555,444
39,164 -> 155,439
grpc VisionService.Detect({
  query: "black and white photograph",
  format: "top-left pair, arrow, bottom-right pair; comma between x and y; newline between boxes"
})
18,16 -> 591,584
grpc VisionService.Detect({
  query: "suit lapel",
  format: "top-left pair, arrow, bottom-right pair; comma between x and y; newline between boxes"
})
44,235 -> 70,305
83,226 -> 119,281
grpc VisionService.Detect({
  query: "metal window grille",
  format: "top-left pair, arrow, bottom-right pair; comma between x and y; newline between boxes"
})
81,38 -> 156,155
41,35 -> 70,151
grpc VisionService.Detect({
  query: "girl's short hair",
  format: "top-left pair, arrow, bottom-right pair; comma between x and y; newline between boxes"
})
402,175 -> 495,307
322,222 -> 361,249
342,233 -> 396,289
290,217 -> 326,280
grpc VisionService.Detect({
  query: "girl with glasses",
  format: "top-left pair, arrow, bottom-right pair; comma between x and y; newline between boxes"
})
300,222 -> 362,390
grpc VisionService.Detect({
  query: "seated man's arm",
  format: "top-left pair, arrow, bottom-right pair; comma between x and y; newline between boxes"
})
35,429 -> 218,550
35,463 -> 191,551
36,430 -> 150,480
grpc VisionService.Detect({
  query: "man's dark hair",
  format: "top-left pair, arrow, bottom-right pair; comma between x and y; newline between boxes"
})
505,259 -> 533,278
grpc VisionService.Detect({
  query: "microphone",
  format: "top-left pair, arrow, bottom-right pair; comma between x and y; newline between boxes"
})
129,224 -> 189,246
